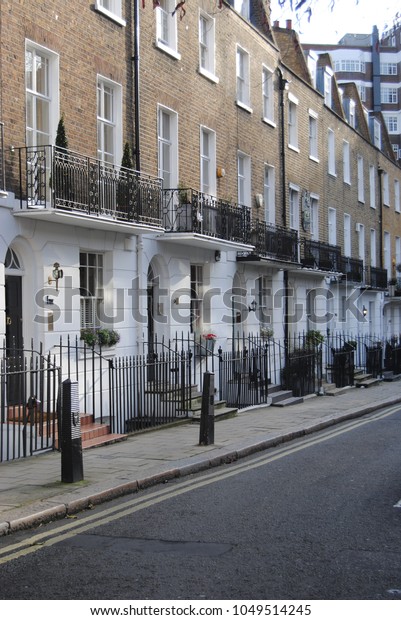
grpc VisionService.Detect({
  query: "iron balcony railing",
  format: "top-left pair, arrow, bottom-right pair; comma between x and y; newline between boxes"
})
365,266 -> 388,289
16,145 -> 163,226
250,220 -> 299,263
340,256 -> 364,283
162,188 -> 251,244
301,239 -> 341,272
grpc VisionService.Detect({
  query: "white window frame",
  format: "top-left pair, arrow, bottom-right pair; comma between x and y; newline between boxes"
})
358,223 -> 365,264
328,128 -> 336,176
288,94 -> 299,151
237,151 -> 251,207
328,207 -> 336,246
357,155 -> 364,203
381,87 -> 398,104
309,110 -> 318,161
263,164 -> 275,225
97,76 -> 122,166
386,116 -> 398,133
25,41 -> 59,148
200,126 -> 216,197
236,45 -> 251,111
369,164 -> 376,209
262,66 -> 274,125
310,195 -> 319,241
80,252 -> 104,330
373,119 -> 381,148
395,179 -> 401,213
349,99 -> 356,128
343,140 -> 350,184
370,228 -> 377,268
384,231 -> 391,275
95,0 -> 126,26
396,236 -> 401,268
158,105 -> 178,189
324,68 -> 333,107
344,214 -> 351,257
156,0 -> 180,60
199,11 -> 218,83
289,184 -> 300,231
383,171 -> 390,206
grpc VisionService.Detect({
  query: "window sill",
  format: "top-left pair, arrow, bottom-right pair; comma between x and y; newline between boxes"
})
155,40 -> 181,61
262,117 -> 276,128
236,100 -> 253,114
94,4 -> 126,27
328,171 -> 337,179
288,144 -> 300,153
309,155 -> 319,163
198,67 -> 219,84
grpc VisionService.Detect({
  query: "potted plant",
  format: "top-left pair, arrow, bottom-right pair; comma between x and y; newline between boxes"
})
80,328 -> 120,348
260,326 -> 274,340
305,330 -> 324,347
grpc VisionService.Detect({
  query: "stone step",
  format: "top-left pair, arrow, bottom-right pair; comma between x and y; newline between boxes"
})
191,405 -> 238,422
271,396 -> 304,407
355,377 -> 381,388
82,433 -> 128,450
269,389 -> 294,404
382,371 -> 401,382
324,384 -> 354,396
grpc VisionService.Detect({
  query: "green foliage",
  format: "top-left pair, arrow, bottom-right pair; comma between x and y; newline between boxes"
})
121,142 -> 133,169
55,115 -> 68,150
305,330 -> 324,346
80,328 -> 120,348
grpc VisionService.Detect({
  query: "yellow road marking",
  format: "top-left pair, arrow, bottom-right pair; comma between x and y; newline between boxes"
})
0,404 -> 399,565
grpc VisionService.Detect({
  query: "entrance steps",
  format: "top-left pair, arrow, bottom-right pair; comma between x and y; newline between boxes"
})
269,385 -> 304,407
190,399 -> 238,422
80,414 -> 128,450
354,371 -> 381,388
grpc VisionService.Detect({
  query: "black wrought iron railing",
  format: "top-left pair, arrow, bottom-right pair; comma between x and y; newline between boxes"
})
301,239 -> 341,272
16,145 -> 163,226
365,266 -> 388,289
340,256 -> 364,283
250,220 -> 299,263
162,188 -> 251,244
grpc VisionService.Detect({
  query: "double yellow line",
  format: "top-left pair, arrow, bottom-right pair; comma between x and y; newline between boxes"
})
0,404 -> 399,566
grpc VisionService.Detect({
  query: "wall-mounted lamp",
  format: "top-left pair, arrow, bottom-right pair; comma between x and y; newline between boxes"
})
173,297 -> 180,305
362,305 -> 367,317
248,299 -> 257,313
45,295 -> 54,305
215,250 -> 221,262
48,262 -> 64,291
216,166 -> 226,178
255,193 -> 264,209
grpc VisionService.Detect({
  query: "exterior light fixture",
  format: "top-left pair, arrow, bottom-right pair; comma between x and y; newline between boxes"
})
248,299 -> 257,312
215,250 -> 221,262
362,305 -> 367,317
48,262 -> 64,290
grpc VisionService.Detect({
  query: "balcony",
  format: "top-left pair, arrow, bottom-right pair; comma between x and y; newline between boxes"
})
238,220 -> 299,264
161,188 -> 252,249
301,239 -> 341,272
14,146 -> 163,233
365,266 -> 388,290
340,256 -> 364,284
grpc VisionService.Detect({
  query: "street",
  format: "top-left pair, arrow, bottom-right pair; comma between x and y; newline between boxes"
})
1,406 -> 401,600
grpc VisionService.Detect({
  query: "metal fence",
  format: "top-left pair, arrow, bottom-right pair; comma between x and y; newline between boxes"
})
0,343 -> 60,462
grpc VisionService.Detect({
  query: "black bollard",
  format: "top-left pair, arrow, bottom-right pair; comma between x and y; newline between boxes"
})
61,379 -> 84,483
199,371 -> 215,445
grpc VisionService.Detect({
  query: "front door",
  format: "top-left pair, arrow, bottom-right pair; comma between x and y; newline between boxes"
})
5,275 -> 23,352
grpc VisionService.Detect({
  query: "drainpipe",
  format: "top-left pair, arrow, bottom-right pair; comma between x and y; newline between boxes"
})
132,0 -> 141,172
277,67 -> 289,366
378,166 -> 384,270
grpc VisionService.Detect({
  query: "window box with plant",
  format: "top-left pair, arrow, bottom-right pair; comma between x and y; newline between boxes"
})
80,328 -> 120,348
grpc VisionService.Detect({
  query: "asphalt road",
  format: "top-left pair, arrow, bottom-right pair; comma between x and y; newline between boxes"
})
1,405 -> 401,600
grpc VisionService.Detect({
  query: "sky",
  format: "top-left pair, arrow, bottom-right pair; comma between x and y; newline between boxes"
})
270,0 -> 401,44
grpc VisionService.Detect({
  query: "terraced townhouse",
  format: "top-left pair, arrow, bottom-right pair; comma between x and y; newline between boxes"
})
1,0 -> 401,459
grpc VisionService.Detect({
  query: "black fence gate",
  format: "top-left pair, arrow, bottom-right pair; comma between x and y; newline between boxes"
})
0,344 -> 60,462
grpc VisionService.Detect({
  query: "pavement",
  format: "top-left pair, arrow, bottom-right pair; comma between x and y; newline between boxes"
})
1,380 -> 401,537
